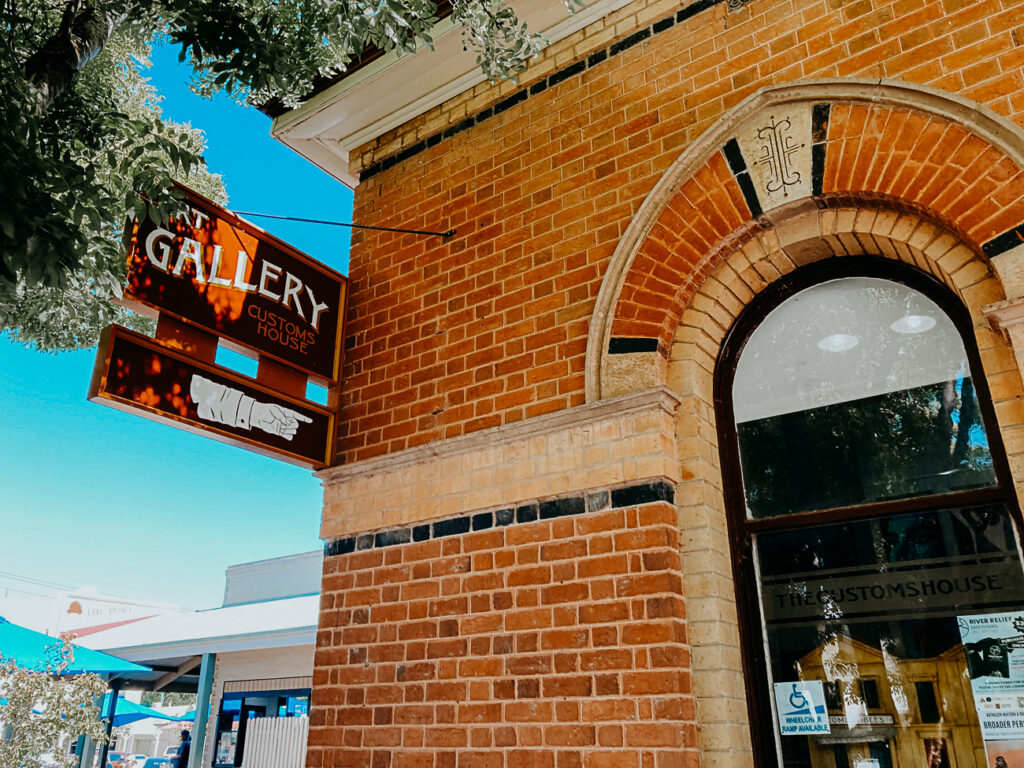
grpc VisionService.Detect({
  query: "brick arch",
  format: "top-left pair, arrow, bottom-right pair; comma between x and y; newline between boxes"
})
586,78 -> 1024,402
671,204 -> 998,399
663,203 -> 1024,764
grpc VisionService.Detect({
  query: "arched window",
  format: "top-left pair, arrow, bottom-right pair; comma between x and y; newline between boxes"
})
716,257 -> 1024,768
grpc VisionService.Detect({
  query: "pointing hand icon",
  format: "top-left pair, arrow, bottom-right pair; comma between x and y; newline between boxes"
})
190,374 -> 313,441
251,402 -> 313,441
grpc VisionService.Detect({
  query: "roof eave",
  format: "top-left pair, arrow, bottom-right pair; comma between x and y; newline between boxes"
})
270,0 -> 637,188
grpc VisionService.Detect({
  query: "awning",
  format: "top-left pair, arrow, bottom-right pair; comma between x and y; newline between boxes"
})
102,693 -> 182,726
0,616 -> 149,675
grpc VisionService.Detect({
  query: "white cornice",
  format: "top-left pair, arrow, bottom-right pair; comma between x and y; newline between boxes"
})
271,0 -> 639,187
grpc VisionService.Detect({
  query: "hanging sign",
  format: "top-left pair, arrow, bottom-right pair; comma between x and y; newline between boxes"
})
89,325 -> 334,468
123,184 -> 347,383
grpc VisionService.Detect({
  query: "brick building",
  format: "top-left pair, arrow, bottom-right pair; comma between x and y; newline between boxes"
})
266,0 -> 1024,765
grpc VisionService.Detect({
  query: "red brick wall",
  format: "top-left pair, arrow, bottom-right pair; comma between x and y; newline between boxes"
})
337,0 -> 1024,463
308,500 -> 696,768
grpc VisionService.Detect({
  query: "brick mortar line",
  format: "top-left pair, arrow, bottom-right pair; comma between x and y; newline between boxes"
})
358,0 -> 722,181
323,477 -> 676,556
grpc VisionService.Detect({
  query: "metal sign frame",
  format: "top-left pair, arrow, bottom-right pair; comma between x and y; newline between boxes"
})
89,325 -> 335,469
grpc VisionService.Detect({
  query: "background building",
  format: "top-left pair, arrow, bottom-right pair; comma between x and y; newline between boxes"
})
84,552 -> 320,768
0,577 -> 178,638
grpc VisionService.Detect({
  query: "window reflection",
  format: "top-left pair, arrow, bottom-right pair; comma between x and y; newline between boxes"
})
733,278 -> 996,518
756,505 -> 1024,768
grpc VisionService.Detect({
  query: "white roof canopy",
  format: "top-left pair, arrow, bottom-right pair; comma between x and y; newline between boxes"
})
80,594 -> 318,663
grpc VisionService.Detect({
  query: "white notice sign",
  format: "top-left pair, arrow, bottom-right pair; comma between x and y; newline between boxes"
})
774,680 -> 831,735
958,611 -> 1024,753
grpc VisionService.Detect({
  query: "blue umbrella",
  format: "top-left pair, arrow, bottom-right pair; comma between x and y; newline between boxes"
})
101,694 -> 183,726
0,616 -> 149,675
176,710 -> 196,722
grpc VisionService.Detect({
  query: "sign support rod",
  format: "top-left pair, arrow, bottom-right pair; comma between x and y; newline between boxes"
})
233,210 -> 456,238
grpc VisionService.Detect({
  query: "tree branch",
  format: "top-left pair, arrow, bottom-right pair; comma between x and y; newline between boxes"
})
23,0 -> 122,115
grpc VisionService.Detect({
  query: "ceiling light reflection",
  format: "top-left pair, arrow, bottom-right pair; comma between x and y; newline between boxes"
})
817,334 -> 859,352
891,314 -> 936,334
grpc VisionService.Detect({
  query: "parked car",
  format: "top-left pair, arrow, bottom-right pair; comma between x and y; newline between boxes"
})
106,753 -> 146,768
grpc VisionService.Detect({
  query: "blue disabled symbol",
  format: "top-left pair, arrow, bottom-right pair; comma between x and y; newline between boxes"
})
788,684 -> 810,714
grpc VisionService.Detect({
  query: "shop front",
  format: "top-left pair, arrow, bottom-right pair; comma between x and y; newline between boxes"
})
212,684 -> 311,767
717,259 -> 1024,767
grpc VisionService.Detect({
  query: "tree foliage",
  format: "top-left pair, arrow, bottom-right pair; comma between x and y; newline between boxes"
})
737,378 -> 995,517
1,0 -> 580,350
1,8 -> 225,350
139,691 -> 195,708
0,637 -> 109,768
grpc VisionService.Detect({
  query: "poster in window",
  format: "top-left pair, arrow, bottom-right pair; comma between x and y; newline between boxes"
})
958,612 -> 1024,747
987,744 -> 1024,768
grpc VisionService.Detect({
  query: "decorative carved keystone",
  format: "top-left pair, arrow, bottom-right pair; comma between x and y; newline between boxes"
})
736,103 -> 814,213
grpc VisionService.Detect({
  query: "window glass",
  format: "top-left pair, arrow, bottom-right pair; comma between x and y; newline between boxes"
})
914,682 -> 940,724
756,504 -> 1024,767
733,278 -> 996,518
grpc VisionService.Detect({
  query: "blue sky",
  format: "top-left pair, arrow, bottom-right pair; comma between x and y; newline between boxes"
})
0,42 -> 354,611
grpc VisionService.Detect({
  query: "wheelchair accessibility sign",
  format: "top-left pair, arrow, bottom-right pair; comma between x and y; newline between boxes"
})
774,681 -> 831,735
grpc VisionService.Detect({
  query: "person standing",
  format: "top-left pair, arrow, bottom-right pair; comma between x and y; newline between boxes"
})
174,730 -> 191,768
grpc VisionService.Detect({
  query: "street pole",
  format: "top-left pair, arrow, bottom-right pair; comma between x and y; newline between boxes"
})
96,680 -> 121,768
189,654 -> 216,768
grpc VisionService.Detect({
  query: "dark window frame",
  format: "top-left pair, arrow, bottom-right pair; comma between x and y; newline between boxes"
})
713,255 -> 1024,768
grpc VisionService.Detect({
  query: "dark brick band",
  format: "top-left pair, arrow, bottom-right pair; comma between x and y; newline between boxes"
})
324,478 -> 676,556
982,224 -> 1024,258
608,336 -> 660,354
810,102 -> 831,197
360,0 -> 724,182
722,138 -> 763,218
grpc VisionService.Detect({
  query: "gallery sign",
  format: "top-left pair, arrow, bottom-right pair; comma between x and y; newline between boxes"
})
124,184 -> 346,383
90,326 -> 334,468
92,184 -> 346,469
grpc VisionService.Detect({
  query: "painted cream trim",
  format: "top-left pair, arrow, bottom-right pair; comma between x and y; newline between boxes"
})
585,78 -> 1024,403
316,386 -> 681,484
